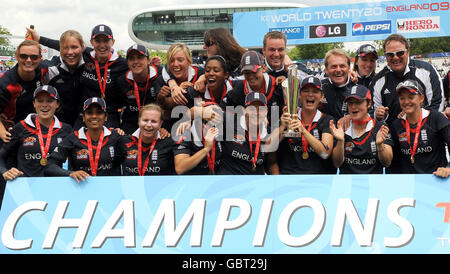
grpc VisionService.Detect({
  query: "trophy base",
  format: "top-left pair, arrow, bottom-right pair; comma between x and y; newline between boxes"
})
283,131 -> 302,138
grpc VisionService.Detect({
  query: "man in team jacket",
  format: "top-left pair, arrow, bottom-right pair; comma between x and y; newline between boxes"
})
371,34 -> 444,126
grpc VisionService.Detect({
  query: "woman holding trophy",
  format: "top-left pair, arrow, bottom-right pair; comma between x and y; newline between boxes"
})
269,72 -> 335,174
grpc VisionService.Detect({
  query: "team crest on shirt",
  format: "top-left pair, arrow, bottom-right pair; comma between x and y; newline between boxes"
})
370,141 -> 377,155
127,150 -> 138,160
151,150 -> 158,162
398,132 -> 408,143
109,146 -> 115,158
23,137 -> 36,147
421,129 -> 428,143
76,149 -> 89,160
312,129 -> 319,139
345,142 -> 354,153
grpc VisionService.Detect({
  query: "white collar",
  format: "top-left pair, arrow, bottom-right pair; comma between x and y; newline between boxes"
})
387,58 -> 410,76
162,65 -> 196,83
132,128 -> 161,140
345,118 -> 374,138
239,114 -> 268,139
400,108 -> 430,121
126,65 -> 157,81
90,48 -> 119,62
59,56 -> 85,72
204,80 -> 233,100
329,76 -> 351,88
298,109 -> 322,123
264,57 -> 285,73
24,114 -> 62,129
77,126 -> 112,140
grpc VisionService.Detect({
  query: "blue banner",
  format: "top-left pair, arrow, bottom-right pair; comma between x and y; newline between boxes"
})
233,0 -> 450,47
0,174 -> 449,254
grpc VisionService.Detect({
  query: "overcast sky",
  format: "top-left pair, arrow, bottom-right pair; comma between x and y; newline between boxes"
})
1,0 -> 384,51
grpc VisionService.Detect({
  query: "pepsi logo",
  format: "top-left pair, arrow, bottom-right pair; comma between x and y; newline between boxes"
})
353,23 -> 364,33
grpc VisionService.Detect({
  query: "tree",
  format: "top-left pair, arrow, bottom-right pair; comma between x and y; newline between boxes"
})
287,42 -> 344,60
409,36 -> 450,55
374,37 -> 450,56
0,25 -> 13,56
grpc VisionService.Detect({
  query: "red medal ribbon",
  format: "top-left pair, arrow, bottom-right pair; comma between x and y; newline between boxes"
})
85,130 -> 105,176
35,117 -> 55,162
137,136 -> 157,176
351,116 -> 372,125
133,73 -> 151,111
352,117 -> 375,146
300,111 -> 320,156
94,52 -> 112,99
208,84 -> 227,104
405,109 -> 423,164
248,131 -> 261,169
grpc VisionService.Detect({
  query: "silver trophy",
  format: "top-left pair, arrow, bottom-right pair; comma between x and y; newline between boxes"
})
281,65 -> 301,138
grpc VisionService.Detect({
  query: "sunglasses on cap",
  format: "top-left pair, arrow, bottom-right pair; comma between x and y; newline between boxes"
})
358,45 -> 377,55
385,50 -> 407,59
18,54 -> 40,61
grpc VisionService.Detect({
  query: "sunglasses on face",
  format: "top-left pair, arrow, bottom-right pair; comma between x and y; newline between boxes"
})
204,40 -> 215,47
385,50 -> 407,59
18,54 -> 40,61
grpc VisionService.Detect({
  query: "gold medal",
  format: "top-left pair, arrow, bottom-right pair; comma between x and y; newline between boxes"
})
302,151 -> 309,160
411,156 -> 415,164
252,164 -> 256,171
40,158 -> 47,166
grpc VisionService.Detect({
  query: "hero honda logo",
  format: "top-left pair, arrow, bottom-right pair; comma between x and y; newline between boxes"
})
397,16 -> 440,33
352,20 -> 392,36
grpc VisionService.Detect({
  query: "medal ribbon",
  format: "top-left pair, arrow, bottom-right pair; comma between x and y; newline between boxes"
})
300,111 -> 320,156
86,130 -> 105,176
208,84 -> 227,104
248,131 -> 261,169
35,117 -> 55,163
94,52 -> 112,99
133,73 -> 151,111
351,116 -> 372,125
351,118 -> 375,146
137,136 -> 157,176
405,109 -> 423,164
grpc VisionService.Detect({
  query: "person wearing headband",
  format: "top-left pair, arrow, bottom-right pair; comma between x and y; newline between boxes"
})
0,85 -> 72,180
330,84 -> 393,174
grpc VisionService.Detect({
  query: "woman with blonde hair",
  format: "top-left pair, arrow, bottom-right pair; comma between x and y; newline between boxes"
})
121,104 -> 176,176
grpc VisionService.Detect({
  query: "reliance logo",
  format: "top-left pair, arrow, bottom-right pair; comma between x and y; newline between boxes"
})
269,26 -> 305,40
